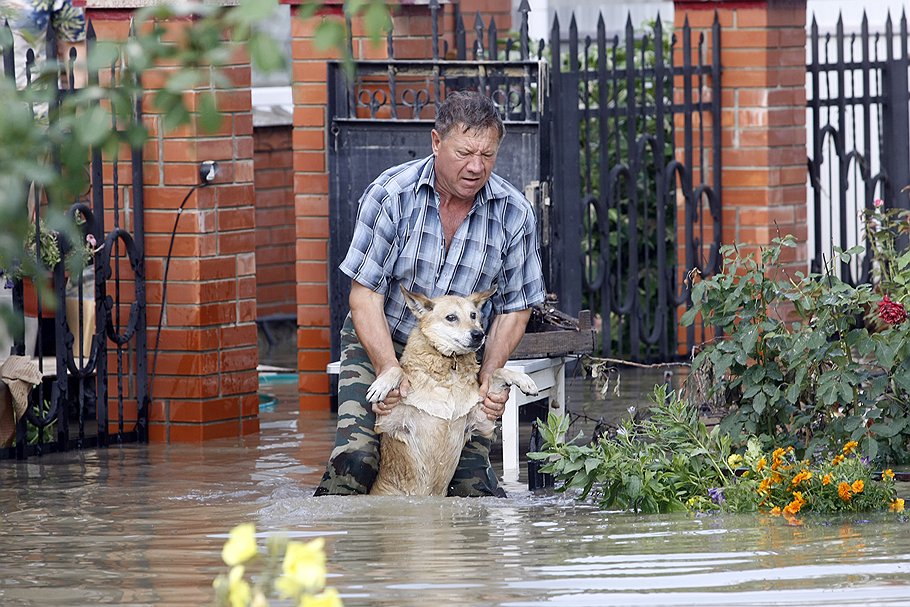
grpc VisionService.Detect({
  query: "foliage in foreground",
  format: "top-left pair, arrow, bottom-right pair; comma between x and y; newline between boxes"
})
529,386 -> 905,518
213,523 -> 342,607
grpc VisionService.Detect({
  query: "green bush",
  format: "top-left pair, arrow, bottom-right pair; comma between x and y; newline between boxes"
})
681,234 -> 910,464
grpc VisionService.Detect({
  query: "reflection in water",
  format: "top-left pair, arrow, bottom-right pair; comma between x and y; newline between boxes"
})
1,377 -> 909,607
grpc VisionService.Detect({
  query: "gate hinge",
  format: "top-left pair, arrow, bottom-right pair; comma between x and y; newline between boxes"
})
524,180 -> 551,246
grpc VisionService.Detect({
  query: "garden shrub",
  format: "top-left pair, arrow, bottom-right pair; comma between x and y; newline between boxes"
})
681,230 -> 910,464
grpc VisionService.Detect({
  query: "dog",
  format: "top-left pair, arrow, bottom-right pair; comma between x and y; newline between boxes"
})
366,287 -> 539,496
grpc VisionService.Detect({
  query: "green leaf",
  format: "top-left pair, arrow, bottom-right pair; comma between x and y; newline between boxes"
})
228,0 -> 279,25
314,21 -> 347,52
197,91 -> 222,134
249,31 -> 287,74
87,41 -> 121,72
73,105 -> 112,147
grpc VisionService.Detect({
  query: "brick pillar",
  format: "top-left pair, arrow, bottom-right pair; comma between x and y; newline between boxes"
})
86,4 -> 260,441
675,0 -> 809,265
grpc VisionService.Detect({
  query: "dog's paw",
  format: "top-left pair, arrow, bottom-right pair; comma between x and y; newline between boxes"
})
366,367 -> 405,403
490,368 -> 539,396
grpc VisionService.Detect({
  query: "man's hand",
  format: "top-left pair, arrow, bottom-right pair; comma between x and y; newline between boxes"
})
371,373 -> 410,416
479,375 -> 510,420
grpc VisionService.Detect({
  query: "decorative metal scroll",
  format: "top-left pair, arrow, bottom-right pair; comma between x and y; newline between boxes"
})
0,19 -> 148,459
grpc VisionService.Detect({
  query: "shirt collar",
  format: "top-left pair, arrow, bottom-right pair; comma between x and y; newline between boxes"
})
415,154 -> 509,207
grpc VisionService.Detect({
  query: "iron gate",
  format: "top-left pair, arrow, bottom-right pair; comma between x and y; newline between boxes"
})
550,13 -> 723,361
0,21 -> 148,459
807,12 -> 910,284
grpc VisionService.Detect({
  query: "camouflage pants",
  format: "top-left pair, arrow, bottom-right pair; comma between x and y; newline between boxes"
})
314,314 -> 505,497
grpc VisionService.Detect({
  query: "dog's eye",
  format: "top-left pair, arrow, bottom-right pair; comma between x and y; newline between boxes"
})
470,312 -> 477,320
445,314 -> 458,322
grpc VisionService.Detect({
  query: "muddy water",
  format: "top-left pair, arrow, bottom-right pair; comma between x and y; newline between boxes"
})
1,374 -> 909,607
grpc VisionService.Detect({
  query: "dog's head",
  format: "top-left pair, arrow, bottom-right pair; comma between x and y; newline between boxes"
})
400,286 -> 495,356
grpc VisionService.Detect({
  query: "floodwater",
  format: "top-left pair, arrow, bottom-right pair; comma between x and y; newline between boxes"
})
2,370 -> 910,607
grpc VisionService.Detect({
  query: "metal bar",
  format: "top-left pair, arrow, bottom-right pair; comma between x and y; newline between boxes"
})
682,17 -> 696,351
597,14 -> 611,356
131,31 -> 149,443
708,12 -> 722,277
884,13 -> 910,210
654,15 -> 669,357
624,14 -> 640,359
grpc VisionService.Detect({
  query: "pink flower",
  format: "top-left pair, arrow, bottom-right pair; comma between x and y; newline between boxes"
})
874,198 -> 884,208
878,296 -> 908,325
86,234 -> 97,248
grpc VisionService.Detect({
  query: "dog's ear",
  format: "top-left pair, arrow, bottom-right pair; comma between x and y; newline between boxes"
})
399,285 -> 434,317
468,287 -> 496,308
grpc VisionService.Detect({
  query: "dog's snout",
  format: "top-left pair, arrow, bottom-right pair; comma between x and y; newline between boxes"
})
470,329 -> 485,344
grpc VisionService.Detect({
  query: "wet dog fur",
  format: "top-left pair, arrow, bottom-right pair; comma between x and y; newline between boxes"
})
366,287 -> 539,496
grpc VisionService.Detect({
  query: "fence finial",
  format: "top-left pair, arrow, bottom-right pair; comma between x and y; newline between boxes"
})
518,0 -> 530,60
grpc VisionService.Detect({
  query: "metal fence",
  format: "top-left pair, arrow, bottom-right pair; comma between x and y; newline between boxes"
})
550,13 -> 722,361
807,12 -> 910,283
0,20 -> 148,459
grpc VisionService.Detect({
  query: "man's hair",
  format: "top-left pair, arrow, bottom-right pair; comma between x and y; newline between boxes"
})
434,91 -> 505,141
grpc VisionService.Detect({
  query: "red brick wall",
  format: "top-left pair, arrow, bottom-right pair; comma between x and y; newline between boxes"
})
88,10 -> 260,441
253,126 -> 296,318
675,0 -> 808,265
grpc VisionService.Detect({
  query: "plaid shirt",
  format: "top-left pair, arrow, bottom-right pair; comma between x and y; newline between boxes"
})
341,154 -> 546,344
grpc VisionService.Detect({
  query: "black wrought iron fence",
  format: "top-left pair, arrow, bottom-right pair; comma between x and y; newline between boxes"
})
807,12 -> 910,283
0,20 -> 148,459
549,14 -> 722,361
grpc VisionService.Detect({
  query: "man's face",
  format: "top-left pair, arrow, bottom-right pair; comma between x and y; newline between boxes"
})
431,125 -> 501,204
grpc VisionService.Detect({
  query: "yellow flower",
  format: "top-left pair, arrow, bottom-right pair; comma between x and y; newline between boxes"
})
758,478 -> 773,495
832,454 -> 845,466
890,498 -> 905,513
276,538 -> 327,598
300,587 -> 343,607
222,523 -> 259,566
728,454 -> 743,468
756,457 -> 766,472
228,566 -> 251,607
838,482 -> 852,502
842,441 -> 859,455
883,469 -> 895,481
770,506 -> 782,516
822,474 -> 831,485
851,480 -> 864,494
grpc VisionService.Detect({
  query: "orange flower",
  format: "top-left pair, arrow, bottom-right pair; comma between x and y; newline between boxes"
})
842,441 -> 859,455
784,498 -> 803,516
791,470 -> 812,486
890,498 -> 905,513
756,457 -> 766,472
771,472 -> 783,485
832,454 -> 845,466
838,482 -> 852,502
758,478 -> 773,495
851,480 -> 864,494
822,474 -> 832,486
883,469 -> 895,481
770,506 -> 782,516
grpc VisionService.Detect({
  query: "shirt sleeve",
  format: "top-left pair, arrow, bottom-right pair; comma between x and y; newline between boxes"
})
495,204 -> 547,314
339,183 -> 399,294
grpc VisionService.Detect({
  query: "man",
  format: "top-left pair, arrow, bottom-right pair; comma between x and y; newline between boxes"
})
315,91 -> 546,497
